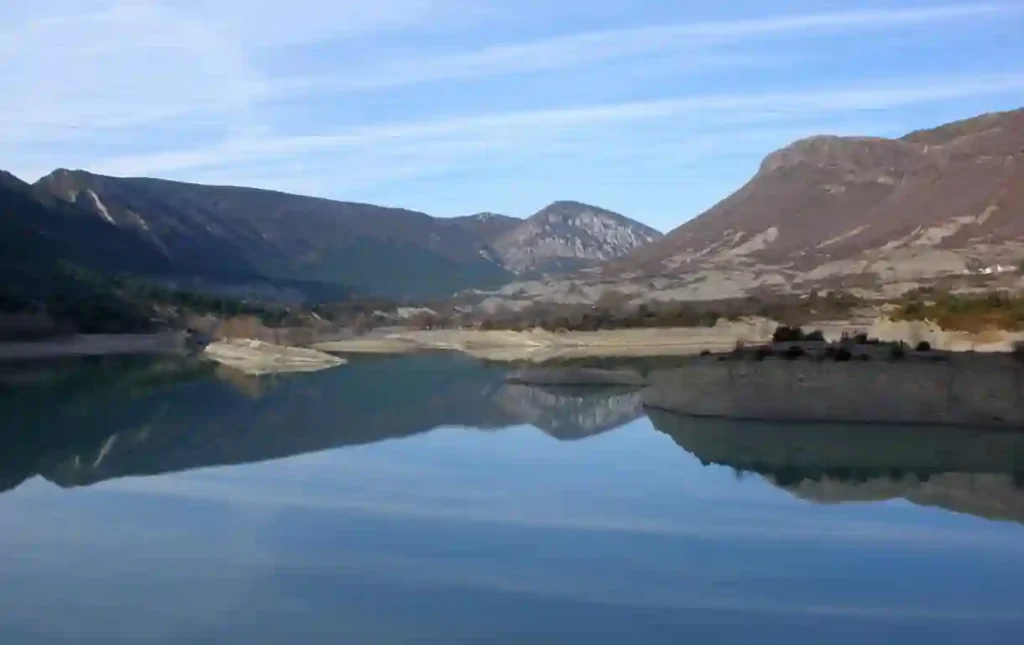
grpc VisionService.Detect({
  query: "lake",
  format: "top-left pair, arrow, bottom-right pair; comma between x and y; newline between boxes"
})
2,354 -> 1024,644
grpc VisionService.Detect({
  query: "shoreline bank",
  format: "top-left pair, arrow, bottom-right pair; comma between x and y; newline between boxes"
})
0,332 -> 190,362
5,315 -> 1024,365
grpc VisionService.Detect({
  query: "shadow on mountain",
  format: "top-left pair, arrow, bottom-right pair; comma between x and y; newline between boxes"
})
1,355 -> 641,493
649,409 -> 1024,524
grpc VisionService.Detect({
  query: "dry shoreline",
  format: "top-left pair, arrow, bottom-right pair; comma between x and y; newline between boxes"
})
4,316 -> 1023,365
314,318 -> 1024,362
313,320 -> 781,362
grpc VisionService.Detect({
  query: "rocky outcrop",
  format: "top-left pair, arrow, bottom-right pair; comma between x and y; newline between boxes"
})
491,201 -> 662,274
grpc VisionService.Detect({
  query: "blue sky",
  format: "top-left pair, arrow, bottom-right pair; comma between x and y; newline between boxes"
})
3,1 -> 1023,231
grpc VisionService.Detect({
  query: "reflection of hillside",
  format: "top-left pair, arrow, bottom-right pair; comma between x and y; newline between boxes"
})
784,474 -> 1024,525
2,355 -> 641,492
649,410 -> 1024,524
0,356 -> 217,494
492,384 -> 643,440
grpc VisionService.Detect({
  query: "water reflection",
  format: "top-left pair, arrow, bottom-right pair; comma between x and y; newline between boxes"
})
3,357 -> 1024,643
0,355 -> 643,492
651,410 -> 1024,524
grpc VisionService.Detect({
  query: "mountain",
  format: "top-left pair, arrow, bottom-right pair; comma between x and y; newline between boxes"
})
27,170 -> 661,299
475,108 -> 1024,308
30,171 -> 661,298
491,201 -> 662,274
1,171 -> 175,282
448,212 -> 521,243
1,171 -> 179,327
32,170 -> 515,299
615,108 -> 1024,292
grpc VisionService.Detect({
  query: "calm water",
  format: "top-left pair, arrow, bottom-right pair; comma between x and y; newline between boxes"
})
2,354 -> 1024,644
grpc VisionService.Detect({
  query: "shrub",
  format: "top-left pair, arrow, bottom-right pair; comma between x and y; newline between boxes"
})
772,325 -> 805,343
804,329 -> 826,342
699,349 -> 711,356
834,347 -> 853,362
915,340 -> 932,352
890,343 -> 907,360
1013,341 -> 1024,363
783,345 -> 805,360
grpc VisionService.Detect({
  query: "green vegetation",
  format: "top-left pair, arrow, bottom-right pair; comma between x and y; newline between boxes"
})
0,263 -> 309,338
770,326 -> 826,343
896,290 -> 1024,333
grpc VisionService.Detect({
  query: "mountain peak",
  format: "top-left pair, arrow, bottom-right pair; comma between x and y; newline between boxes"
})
0,170 -> 30,192
491,201 -> 662,274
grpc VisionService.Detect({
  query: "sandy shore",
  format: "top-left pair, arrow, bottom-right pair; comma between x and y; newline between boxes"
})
0,332 -> 189,361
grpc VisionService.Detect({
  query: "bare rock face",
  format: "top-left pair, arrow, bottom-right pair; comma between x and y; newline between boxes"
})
491,201 -> 662,274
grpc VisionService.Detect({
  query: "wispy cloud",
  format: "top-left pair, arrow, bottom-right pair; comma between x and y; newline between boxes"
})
90,73 -> 1024,178
271,4 -> 1019,95
2,1 -> 1021,224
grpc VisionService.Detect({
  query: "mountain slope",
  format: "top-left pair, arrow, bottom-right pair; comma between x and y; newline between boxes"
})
1,171 -> 174,280
493,201 -> 662,274
31,170 -> 663,297
465,108 -> 1024,308
33,170 -> 513,299
619,108 -> 1024,281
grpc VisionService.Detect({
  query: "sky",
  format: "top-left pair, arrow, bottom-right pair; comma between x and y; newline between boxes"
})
3,1 -> 1023,231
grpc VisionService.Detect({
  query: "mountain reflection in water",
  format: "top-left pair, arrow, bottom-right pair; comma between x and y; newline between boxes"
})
0,355 -> 644,493
3,355 -> 1024,643
650,409 -> 1024,525
4,355 -> 1024,528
